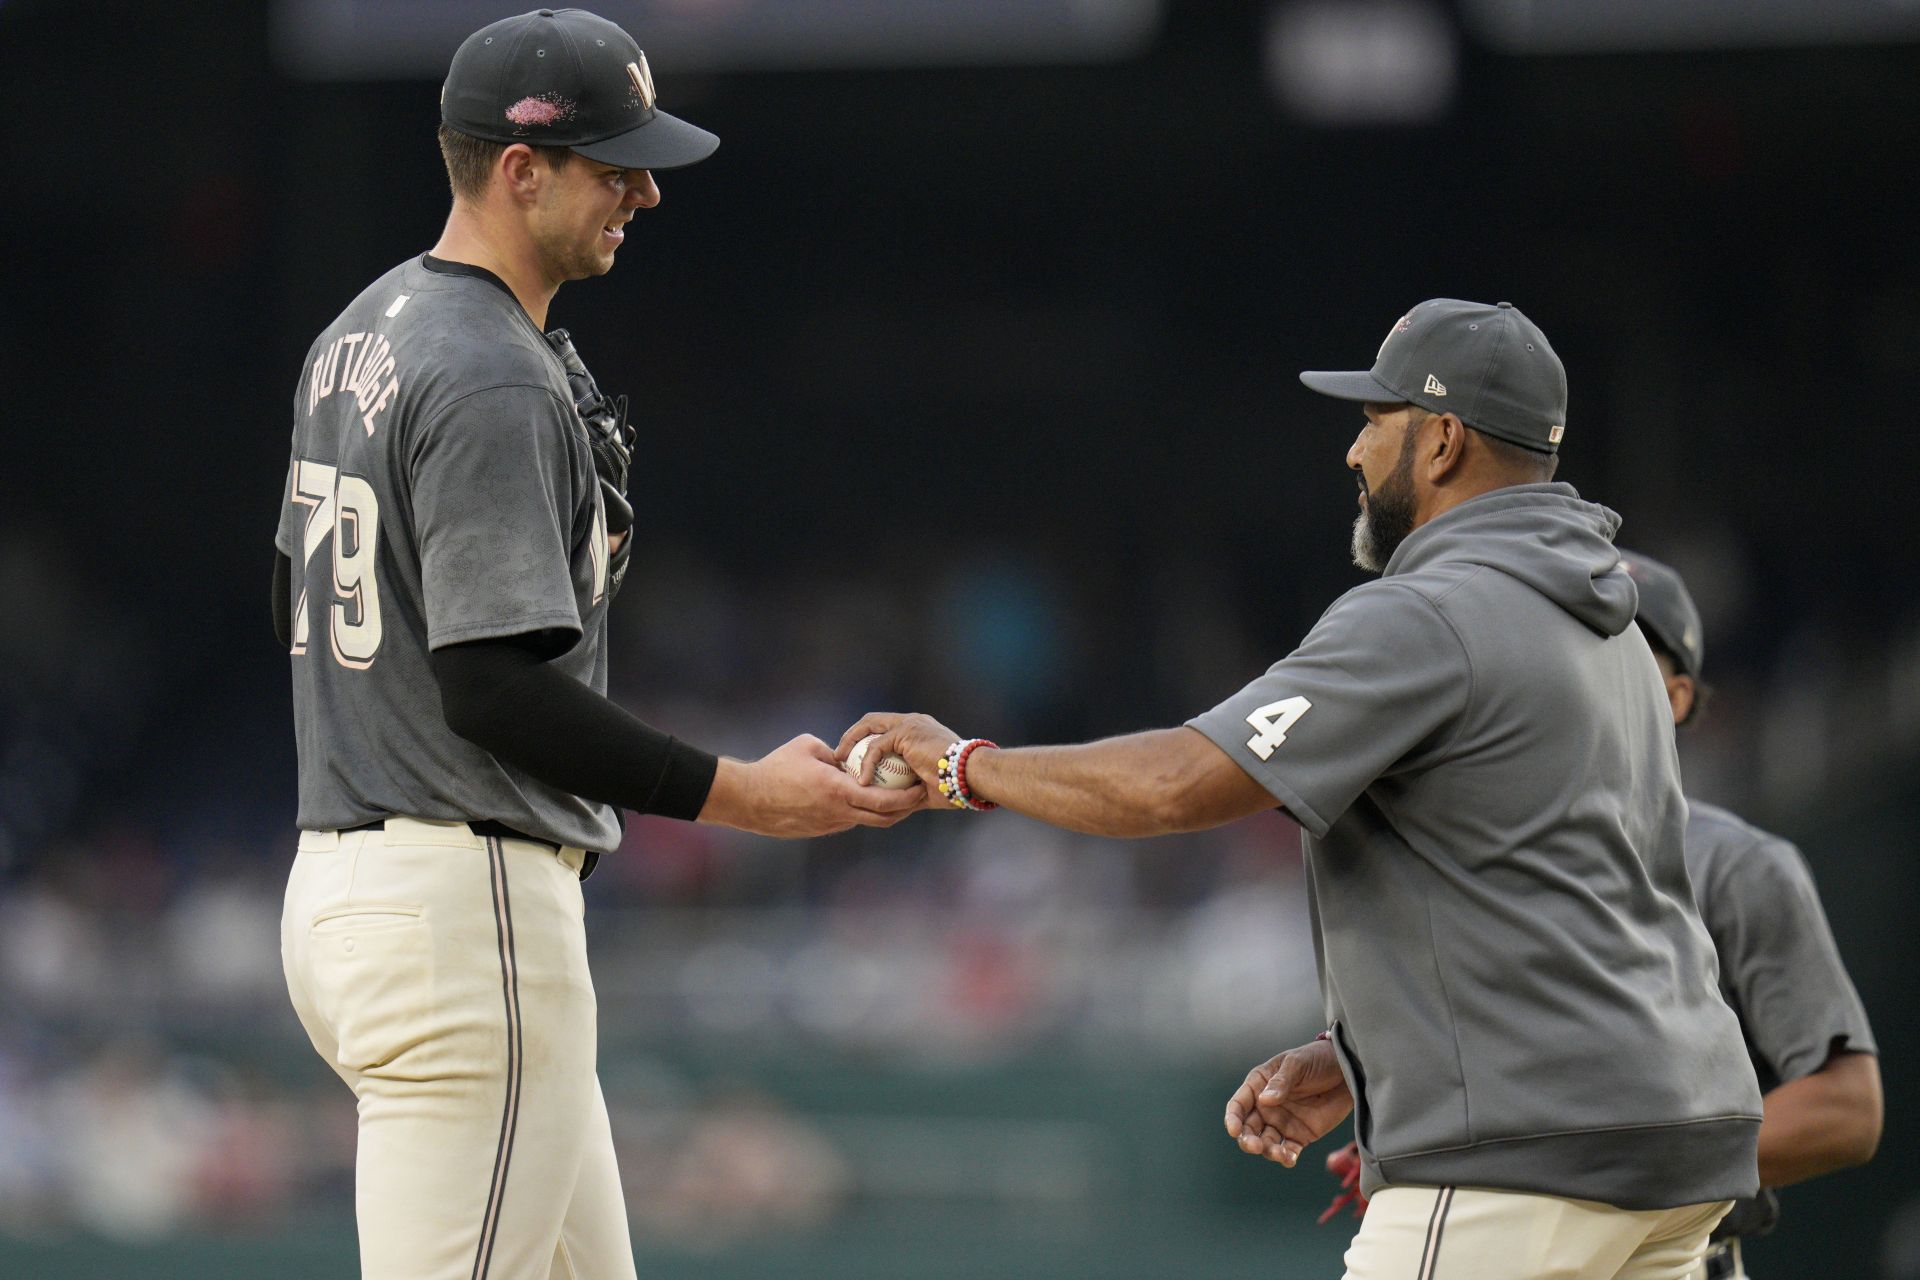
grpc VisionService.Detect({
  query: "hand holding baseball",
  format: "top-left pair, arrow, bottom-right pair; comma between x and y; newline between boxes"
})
835,712 -> 963,807
700,734 -> 923,837
844,734 -> 918,789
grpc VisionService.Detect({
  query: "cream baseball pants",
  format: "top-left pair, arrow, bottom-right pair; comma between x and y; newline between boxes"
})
1343,1185 -> 1734,1280
282,818 -> 634,1280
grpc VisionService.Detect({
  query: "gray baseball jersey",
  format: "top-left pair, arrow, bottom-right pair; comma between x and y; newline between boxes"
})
275,254 -> 621,853
1686,800 -> 1877,1091
1189,483 -> 1762,1211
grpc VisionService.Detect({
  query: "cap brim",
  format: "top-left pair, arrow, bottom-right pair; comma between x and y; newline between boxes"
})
1298,370 -> 1402,403
572,109 -> 719,172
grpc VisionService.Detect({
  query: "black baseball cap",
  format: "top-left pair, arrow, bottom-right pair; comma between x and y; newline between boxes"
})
1300,299 -> 1568,454
441,9 -> 719,171
1618,549 -> 1705,678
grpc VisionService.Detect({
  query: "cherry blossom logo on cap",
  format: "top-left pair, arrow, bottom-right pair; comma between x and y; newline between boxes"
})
1377,312 -> 1413,360
505,92 -> 578,133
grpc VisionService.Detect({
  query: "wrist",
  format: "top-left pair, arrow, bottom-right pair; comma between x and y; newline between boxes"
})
697,757 -> 752,829
936,738 -> 999,811
962,741 -> 1000,806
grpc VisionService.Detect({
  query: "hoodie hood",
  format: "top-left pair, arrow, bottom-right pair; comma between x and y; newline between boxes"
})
1382,483 -> 1637,638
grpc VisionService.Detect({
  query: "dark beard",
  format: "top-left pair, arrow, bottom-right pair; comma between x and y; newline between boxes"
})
1350,428 -> 1419,572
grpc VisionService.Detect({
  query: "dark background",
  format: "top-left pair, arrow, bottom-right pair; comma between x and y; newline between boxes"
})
1,1 -> 1914,1275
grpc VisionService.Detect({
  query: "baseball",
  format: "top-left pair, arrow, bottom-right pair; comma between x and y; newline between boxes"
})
845,735 -> 917,789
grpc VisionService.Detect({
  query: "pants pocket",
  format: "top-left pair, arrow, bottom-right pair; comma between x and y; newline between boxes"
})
313,904 -> 423,931
309,906 -> 432,1072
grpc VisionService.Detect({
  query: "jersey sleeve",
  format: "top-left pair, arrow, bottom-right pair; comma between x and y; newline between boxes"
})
274,457 -> 299,558
1699,834 -> 1877,1083
1186,582 -> 1470,837
409,383 -> 586,651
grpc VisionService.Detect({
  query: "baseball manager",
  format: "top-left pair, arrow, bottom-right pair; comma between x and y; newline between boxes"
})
842,300 -> 1763,1279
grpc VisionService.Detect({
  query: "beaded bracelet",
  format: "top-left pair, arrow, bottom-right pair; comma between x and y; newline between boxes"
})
936,738 -> 999,811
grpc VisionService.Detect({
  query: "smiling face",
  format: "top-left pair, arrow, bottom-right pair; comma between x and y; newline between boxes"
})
529,155 -> 661,284
1346,402 -> 1424,572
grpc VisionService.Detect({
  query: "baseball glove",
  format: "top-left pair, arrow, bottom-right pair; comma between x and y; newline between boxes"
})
547,328 -> 635,597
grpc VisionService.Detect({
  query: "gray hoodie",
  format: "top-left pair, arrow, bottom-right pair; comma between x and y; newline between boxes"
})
1190,483 -> 1761,1210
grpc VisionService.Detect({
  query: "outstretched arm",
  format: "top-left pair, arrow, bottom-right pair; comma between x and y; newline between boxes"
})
966,729 -> 1279,836
433,639 -> 921,836
837,714 -> 1277,837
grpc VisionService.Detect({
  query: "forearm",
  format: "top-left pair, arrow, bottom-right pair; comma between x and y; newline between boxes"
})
1756,1051 -> 1883,1186
431,639 -> 717,820
964,727 -> 1272,838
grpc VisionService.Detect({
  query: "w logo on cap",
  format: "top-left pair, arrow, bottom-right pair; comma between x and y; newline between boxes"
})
1424,374 -> 1447,396
626,57 -> 656,110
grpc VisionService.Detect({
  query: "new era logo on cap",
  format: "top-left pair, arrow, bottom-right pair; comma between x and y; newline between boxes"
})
1424,374 -> 1447,397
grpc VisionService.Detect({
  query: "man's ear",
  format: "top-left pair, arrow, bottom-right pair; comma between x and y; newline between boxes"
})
499,143 -> 542,202
1667,672 -> 1698,726
1425,412 -> 1469,483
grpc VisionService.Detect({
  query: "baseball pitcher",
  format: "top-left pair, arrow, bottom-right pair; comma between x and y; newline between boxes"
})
271,11 -> 917,1277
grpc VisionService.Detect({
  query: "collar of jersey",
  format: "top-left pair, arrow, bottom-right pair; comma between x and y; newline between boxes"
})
421,253 -> 518,303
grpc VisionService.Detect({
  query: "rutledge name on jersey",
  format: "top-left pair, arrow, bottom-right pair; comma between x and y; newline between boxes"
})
308,328 -> 402,435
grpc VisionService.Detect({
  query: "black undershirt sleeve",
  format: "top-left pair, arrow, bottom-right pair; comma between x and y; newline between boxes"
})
430,637 -> 719,821
273,550 -> 291,651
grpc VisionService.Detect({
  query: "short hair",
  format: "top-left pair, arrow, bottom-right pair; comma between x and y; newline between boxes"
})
1468,426 -> 1558,481
437,123 -> 574,201
1396,407 -> 1558,481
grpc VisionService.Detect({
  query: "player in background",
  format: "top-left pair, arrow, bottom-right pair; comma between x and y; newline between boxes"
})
842,299 -> 1762,1278
1619,550 -> 1881,1280
272,10 -> 917,1278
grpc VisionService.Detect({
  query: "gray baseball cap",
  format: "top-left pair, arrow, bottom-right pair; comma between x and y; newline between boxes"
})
1618,549 -> 1705,678
1300,298 -> 1568,454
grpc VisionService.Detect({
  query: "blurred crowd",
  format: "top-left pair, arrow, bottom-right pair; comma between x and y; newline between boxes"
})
1,530 -> 1915,1244
0,809 -> 1316,1239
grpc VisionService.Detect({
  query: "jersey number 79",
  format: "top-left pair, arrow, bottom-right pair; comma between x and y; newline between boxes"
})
289,458 -> 383,669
